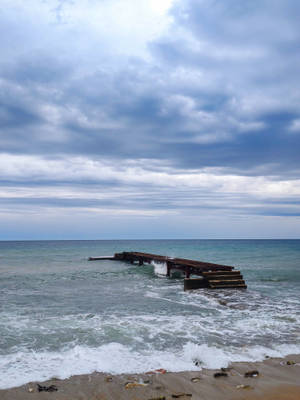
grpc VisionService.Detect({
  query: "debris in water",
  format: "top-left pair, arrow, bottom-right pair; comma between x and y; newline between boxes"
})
193,359 -> 202,367
146,369 -> 167,375
155,368 -> 167,374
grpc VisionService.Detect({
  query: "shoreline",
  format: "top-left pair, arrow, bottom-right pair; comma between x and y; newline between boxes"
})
1,354 -> 300,399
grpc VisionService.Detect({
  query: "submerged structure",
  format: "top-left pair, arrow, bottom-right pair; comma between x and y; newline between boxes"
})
89,251 -> 247,290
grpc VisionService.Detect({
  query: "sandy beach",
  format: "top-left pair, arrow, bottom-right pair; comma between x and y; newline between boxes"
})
1,354 -> 300,400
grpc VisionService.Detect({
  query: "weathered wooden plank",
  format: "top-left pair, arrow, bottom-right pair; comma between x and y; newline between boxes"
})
184,278 -> 208,290
202,270 -> 239,276
208,279 -> 245,284
210,284 -> 247,289
120,252 -> 234,272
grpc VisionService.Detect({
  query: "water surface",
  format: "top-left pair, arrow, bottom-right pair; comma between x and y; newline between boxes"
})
0,239 -> 299,388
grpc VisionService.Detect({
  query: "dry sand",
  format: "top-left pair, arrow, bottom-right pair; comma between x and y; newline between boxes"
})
1,354 -> 300,400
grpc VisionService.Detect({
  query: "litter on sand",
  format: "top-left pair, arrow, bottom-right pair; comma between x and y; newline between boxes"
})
37,384 -> 58,392
214,372 -> 228,378
236,384 -> 253,390
244,370 -> 259,378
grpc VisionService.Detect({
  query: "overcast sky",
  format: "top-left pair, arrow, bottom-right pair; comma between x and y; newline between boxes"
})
1,0 -> 300,239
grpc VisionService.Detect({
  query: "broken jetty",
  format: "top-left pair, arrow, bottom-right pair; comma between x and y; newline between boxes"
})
89,251 -> 247,290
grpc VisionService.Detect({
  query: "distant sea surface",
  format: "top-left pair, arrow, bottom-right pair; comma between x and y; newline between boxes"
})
0,239 -> 300,389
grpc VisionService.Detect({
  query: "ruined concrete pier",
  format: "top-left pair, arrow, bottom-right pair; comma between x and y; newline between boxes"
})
89,251 -> 247,290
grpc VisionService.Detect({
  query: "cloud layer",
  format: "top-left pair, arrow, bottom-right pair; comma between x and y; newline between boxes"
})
1,0 -> 300,238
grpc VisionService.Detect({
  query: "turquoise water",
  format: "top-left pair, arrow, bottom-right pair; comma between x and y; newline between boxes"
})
0,240 -> 299,388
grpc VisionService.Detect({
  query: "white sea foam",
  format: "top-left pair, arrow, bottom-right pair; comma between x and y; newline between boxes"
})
1,342 -> 300,389
152,261 -> 167,276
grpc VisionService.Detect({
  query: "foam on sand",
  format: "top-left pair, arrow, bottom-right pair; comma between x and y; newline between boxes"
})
1,342 -> 300,389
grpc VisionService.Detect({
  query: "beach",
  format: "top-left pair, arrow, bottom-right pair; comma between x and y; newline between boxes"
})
1,354 -> 300,399
1,240 -> 300,395
2,0 -> 300,395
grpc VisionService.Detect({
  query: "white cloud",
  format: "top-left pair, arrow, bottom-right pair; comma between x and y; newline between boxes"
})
1,153 -> 300,199
0,0 -> 174,61
289,119 -> 300,133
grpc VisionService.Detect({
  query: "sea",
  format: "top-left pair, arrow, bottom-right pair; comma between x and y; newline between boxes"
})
0,239 -> 300,389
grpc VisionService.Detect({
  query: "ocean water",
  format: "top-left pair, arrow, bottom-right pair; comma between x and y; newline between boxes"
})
0,239 -> 300,389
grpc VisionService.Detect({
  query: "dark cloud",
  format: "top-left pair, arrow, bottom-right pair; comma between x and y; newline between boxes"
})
0,0 -> 300,238
1,3 -> 300,173
0,102 -> 41,129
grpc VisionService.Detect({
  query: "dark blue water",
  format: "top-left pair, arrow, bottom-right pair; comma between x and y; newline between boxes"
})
0,240 -> 299,388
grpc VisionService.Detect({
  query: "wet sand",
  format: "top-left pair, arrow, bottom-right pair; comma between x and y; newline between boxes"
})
1,354 -> 300,400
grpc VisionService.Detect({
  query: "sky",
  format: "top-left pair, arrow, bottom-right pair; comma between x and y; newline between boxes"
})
0,0 -> 300,239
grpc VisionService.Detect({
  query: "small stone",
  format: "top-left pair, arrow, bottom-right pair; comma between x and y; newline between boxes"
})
37,384 -> 58,392
244,370 -> 259,378
172,393 -> 192,398
214,372 -> 228,378
28,387 -> 34,393
286,360 -> 296,365
236,384 -> 253,390
125,382 -> 147,389
148,397 -> 166,400
191,377 -> 201,382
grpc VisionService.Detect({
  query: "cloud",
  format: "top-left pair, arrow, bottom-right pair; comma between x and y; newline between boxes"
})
289,119 -> 300,133
1,154 -> 300,221
0,0 -> 300,238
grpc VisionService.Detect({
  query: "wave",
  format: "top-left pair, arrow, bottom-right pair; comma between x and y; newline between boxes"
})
259,277 -> 288,282
1,342 -> 300,390
151,261 -> 167,276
